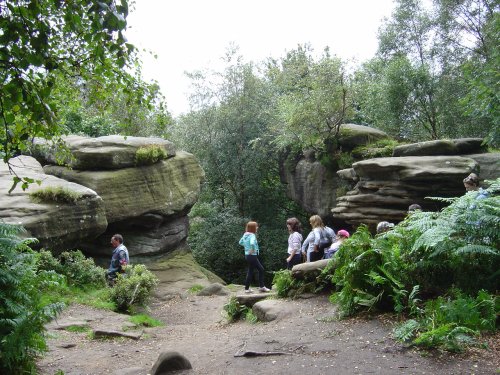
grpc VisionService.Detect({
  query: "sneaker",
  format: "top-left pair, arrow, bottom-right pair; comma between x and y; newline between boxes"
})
245,289 -> 253,294
259,287 -> 271,293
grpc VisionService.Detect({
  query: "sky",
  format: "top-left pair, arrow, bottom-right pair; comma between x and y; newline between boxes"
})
125,0 -> 396,117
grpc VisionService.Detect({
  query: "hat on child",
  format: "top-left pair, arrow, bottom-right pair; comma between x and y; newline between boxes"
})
376,221 -> 395,233
337,229 -> 350,238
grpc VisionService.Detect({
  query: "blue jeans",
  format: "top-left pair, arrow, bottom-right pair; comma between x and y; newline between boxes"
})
245,255 -> 264,289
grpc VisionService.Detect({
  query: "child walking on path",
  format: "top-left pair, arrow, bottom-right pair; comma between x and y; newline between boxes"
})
239,221 -> 271,293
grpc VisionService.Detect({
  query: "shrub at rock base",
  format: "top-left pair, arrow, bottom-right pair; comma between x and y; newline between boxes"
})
110,264 -> 158,312
36,249 -> 106,288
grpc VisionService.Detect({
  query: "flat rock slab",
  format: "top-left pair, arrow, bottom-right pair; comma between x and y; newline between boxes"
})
292,259 -> 330,280
93,328 -> 143,340
235,292 -> 276,307
252,299 -> 293,322
196,282 -> 229,296
47,319 -> 91,330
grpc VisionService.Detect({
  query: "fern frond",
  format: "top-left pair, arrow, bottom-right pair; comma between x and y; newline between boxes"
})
393,319 -> 420,342
453,244 -> 499,256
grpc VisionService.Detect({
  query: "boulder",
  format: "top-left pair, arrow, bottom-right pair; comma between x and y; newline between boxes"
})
44,151 -> 203,222
0,156 -> 107,250
338,124 -> 389,149
466,153 -> 500,183
148,250 -> 225,298
280,157 -> 340,218
236,292 -> 276,307
280,124 -> 388,218
2,135 -> 204,259
291,259 -> 330,280
31,135 -> 176,170
393,138 -> 486,157
151,352 -> 192,374
332,153 -> 500,229
252,299 -> 293,322
197,283 -> 229,296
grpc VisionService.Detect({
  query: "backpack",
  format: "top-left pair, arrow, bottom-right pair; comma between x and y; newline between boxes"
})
318,237 -> 332,251
318,227 -> 334,251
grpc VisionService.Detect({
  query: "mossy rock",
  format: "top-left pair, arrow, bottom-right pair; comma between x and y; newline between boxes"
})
337,124 -> 389,150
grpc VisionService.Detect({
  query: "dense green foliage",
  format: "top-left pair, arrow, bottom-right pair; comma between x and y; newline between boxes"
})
394,290 -> 497,352
0,224 -> 159,371
0,223 -> 63,373
223,296 -> 257,323
109,264 -> 158,312
36,249 -> 106,287
1,0 -> 131,158
354,0 -> 499,143
266,44 -> 353,152
318,180 -> 500,351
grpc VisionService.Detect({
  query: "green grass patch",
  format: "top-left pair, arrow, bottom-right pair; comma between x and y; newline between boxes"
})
41,284 -> 115,311
128,314 -> 164,328
352,139 -> 401,159
30,186 -> 83,204
135,144 -> 168,165
64,325 -> 90,333
188,284 -> 204,294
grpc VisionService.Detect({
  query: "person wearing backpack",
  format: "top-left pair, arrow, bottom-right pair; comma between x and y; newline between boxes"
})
302,215 -> 335,262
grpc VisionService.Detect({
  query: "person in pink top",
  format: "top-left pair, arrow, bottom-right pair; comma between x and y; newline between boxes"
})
324,229 -> 349,259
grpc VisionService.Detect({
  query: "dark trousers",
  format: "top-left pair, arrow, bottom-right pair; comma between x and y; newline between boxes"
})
245,254 -> 264,289
310,249 -> 324,262
287,254 -> 302,270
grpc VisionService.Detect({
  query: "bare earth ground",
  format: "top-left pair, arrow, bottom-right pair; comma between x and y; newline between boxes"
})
38,285 -> 499,375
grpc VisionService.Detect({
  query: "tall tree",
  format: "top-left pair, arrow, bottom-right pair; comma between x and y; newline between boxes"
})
354,0 -> 498,143
266,44 -> 353,152
435,0 -> 499,145
174,46 -> 280,219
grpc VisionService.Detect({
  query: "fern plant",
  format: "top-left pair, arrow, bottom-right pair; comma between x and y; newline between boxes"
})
0,222 -> 64,373
405,178 -> 500,293
394,290 -> 497,352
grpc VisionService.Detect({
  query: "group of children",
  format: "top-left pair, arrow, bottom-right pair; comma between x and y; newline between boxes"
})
239,171 -> 485,293
238,215 -> 350,293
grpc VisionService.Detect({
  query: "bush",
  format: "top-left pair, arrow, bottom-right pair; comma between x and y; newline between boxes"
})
29,186 -> 83,204
135,144 -> 168,165
272,269 -> 313,298
223,296 -> 256,323
109,264 -> 158,312
0,223 -> 64,373
36,249 -> 106,288
329,180 -> 500,318
394,290 -> 497,352
58,250 -> 106,287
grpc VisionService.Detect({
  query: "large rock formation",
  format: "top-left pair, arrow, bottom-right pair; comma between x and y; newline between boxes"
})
280,124 -> 390,218
280,129 -> 499,230
332,155 -> 479,228
1,135 -> 204,259
332,139 -> 499,230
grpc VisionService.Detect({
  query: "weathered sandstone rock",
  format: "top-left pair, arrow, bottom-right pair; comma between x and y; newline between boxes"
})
0,156 -> 107,249
393,138 -> 486,157
281,124 -> 388,218
31,135 -> 176,170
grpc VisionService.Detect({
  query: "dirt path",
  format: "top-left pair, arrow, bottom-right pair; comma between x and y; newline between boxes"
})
38,286 -> 498,375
